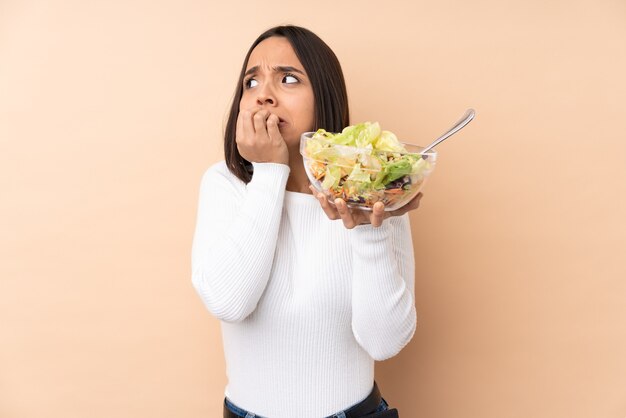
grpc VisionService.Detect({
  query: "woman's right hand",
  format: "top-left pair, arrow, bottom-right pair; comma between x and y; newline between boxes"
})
236,106 -> 289,165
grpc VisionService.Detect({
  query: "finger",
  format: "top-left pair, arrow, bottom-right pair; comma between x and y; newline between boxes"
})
253,109 -> 270,136
241,107 -> 259,140
335,198 -> 357,229
404,192 -> 423,211
310,186 -> 339,220
369,201 -> 386,227
318,193 -> 340,220
267,114 -> 283,143
390,192 -> 424,217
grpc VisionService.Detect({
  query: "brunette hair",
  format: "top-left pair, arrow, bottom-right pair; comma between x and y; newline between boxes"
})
224,25 -> 350,183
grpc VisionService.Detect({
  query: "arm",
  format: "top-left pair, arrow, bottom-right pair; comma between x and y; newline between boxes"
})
191,162 -> 290,322
349,214 -> 417,360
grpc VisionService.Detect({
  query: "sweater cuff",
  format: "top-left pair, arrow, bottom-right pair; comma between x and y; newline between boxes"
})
249,162 -> 291,189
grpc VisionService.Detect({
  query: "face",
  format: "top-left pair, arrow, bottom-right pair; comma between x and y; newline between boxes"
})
239,36 -> 315,148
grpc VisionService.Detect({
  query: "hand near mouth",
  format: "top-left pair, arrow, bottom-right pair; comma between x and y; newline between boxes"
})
236,107 -> 289,165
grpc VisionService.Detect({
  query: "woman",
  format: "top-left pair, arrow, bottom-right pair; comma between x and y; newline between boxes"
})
191,25 -> 422,418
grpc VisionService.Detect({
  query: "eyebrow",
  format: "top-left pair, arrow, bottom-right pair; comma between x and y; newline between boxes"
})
244,65 -> 306,77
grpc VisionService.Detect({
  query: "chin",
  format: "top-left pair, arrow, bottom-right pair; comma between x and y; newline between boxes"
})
278,127 -> 296,143
282,135 -> 300,150
286,138 -> 300,150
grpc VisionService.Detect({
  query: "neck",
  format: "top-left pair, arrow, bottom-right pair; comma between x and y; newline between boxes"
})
285,152 -> 312,194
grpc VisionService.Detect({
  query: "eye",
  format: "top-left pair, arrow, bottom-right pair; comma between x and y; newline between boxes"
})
282,74 -> 299,84
244,78 -> 258,89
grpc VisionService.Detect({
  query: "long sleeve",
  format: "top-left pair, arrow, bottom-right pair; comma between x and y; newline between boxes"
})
195,180 -> 414,416
191,161 -> 290,322
349,213 -> 417,360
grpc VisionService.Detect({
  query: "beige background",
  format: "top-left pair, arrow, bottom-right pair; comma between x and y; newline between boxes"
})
1,0 -> 625,417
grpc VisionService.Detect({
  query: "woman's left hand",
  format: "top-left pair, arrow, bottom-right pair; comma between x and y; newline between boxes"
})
310,185 -> 424,229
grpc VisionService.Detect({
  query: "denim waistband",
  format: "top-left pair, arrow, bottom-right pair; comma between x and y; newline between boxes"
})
223,384 -> 389,418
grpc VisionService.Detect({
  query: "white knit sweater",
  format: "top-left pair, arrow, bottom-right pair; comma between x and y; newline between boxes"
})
191,161 -> 416,418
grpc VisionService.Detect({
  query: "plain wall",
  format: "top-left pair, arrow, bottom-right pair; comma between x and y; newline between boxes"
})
1,0 -> 625,417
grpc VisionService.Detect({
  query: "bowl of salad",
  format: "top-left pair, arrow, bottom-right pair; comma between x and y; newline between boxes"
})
300,122 -> 436,211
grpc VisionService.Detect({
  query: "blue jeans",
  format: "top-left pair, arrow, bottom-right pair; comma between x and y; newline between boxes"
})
224,396 -> 389,418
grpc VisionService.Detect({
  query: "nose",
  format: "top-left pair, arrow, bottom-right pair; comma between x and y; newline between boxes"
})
256,84 -> 276,106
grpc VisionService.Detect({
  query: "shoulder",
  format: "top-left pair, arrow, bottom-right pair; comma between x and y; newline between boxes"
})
202,160 -> 230,177
199,160 -> 246,194
201,160 -> 243,184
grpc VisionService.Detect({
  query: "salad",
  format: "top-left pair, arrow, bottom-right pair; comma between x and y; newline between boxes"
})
302,122 -> 433,210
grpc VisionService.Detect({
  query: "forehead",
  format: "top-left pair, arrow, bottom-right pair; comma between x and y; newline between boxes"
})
246,37 -> 303,70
